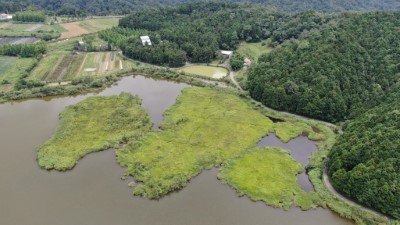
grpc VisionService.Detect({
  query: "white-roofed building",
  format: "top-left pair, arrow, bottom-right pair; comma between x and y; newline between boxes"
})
140,36 -> 152,46
0,13 -> 12,20
220,50 -> 233,57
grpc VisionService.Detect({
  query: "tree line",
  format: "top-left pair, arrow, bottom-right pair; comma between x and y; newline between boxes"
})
0,42 -> 46,57
14,11 -> 46,22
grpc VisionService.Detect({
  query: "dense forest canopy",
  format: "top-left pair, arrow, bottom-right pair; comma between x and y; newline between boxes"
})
100,2 -> 335,67
247,11 -> 400,122
327,91 -> 400,219
1,0 -> 400,15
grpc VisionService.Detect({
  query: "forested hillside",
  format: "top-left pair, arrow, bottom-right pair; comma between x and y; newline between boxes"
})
247,12 -> 400,122
246,11 -> 400,218
327,90 -> 400,219
1,0 -> 400,15
100,2 -> 334,67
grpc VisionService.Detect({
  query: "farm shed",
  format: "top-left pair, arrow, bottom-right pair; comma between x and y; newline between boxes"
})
0,13 -> 12,20
140,36 -> 152,46
220,50 -> 233,57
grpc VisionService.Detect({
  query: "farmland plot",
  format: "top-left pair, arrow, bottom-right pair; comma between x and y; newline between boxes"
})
43,54 -> 85,81
60,22 -> 89,39
0,37 -> 40,45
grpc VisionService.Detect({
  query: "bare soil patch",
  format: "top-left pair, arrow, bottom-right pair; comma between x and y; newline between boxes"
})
60,22 -> 89,39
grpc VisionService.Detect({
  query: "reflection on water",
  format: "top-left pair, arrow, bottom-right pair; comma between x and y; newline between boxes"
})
0,75 -> 353,225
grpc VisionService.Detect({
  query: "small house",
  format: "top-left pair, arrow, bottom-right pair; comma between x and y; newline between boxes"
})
244,58 -> 252,66
140,36 -> 152,46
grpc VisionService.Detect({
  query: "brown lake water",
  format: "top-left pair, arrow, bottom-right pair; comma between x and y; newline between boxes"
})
0,75 -> 353,225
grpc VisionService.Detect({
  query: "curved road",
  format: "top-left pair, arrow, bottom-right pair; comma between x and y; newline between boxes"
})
323,168 -> 391,219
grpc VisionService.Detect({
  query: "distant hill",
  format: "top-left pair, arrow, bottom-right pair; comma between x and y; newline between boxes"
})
1,0 -> 400,15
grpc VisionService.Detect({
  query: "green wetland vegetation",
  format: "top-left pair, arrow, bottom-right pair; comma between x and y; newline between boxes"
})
219,147 -> 319,210
118,88 -> 274,198
37,93 -> 152,170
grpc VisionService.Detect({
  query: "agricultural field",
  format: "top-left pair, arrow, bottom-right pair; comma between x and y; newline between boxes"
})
60,22 -> 90,39
79,18 -> 119,33
0,56 -> 17,75
0,23 -> 62,38
236,41 -> 272,60
30,51 -> 129,81
0,37 -> 40,45
60,18 -> 118,39
179,65 -> 228,79
0,57 -> 37,91
37,93 -> 152,171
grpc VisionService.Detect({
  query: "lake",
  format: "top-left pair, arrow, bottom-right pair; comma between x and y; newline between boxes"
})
0,75 -> 353,225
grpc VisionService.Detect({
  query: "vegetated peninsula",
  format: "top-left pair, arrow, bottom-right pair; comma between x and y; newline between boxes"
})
37,93 -> 152,171
219,147 -> 319,210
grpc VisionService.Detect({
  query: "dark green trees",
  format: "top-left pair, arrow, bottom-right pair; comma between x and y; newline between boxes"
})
247,12 -> 400,122
328,100 -> 400,219
14,11 -> 46,22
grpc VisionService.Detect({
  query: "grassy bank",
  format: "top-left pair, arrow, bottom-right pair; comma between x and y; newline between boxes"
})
219,147 -> 319,210
37,93 -> 152,171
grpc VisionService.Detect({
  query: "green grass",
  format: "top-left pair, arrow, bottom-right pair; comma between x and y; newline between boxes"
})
118,88 -> 274,199
79,18 -> 119,33
236,41 -> 272,60
0,58 -> 37,84
37,93 -> 153,171
0,56 -> 17,75
179,65 -> 228,79
219,147 -> 319,210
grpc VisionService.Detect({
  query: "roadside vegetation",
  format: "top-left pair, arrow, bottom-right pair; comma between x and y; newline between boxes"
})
219,147 -> 319,210
37,93 -> 152,171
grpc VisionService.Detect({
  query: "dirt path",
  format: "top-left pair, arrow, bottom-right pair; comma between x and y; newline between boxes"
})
61,22 -> 89,39
229,71 -> 243,92
322,168 -> 391,219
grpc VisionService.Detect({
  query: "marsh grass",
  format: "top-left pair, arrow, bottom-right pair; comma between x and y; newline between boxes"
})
219,147 -> 319,210
117,88 -> 274,198
37,93 -> 152,171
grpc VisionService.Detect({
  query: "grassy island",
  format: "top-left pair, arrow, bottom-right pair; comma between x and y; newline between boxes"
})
37,93 -> 152,171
